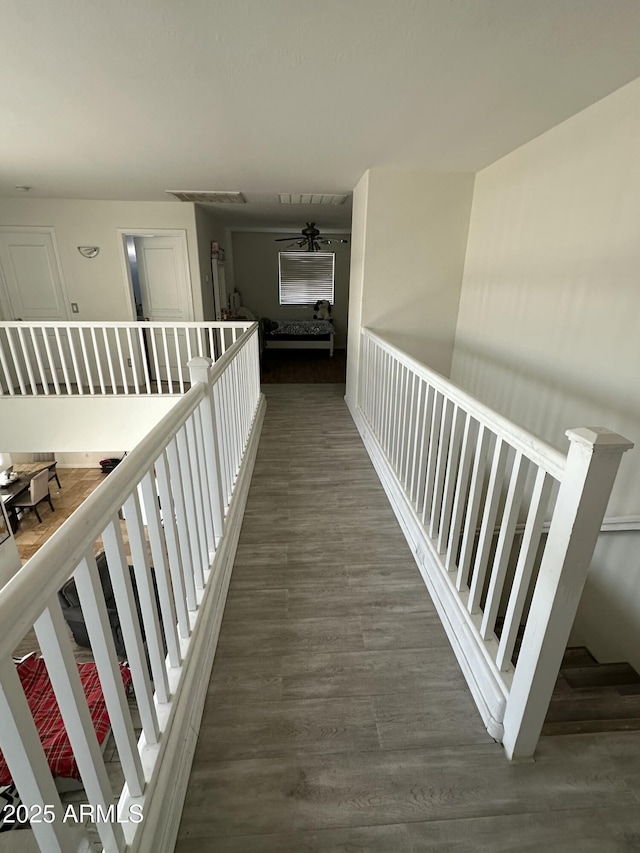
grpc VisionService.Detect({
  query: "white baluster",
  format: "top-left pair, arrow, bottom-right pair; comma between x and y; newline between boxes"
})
114,327 -> 128,395
480,451 -> 529,639
101,517 -> 160,745
17,326 -> 38,394
456,425 -> 491,592
176,425 -> 205,591
503,428 -> 633,759
150,327 -> 162,394
174,328 -> 184,394
429,398 -> 454,539
29,326 -> 49,394
122,490 -> 170,702
154,449 -> 191,633
445,416 -> 478,572
66,326 -> 84,394
92,326 -> 107,394
0,332 -> 14,395
421,391 -> 443,526
72,552 -> 145,796
496,468 -> 553,670
468,437 -> 509,614
78,326 -> 95,394
136,326 -> 151,394
35,597 -> 126,852
126,326 -> 140,394
161,328 -> 172,394
166,437 -> 198,610
139,469 -> 181,667
103,327 -> 118,394
437,405 -> 466,553
42,326 -> 62,394
0,656 -> 79,852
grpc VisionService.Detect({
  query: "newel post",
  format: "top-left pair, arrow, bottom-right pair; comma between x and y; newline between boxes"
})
502,427 -> 634,760
188,357 -> 225,541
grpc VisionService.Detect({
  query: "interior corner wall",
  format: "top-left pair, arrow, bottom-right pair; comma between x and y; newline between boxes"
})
351,168 -> 474,383
345,171 -> 369,406
231,231 -> 352,347
450,76 -> 640,670
193,205 -> 234,320
0,199 -> 203,320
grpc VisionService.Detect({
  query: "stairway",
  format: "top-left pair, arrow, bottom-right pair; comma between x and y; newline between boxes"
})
542,646 -> 640,736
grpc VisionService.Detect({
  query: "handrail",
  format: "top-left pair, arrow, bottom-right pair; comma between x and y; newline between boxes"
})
0,319 -> 256,397
355,327 -> 633,759
364,328 -> 566,479
0,320 -> 253,329
0,320 -> 263,852
0,323 -> 258,660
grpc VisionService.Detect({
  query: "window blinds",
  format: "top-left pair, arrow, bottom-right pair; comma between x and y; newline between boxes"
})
278,252 -> 335,305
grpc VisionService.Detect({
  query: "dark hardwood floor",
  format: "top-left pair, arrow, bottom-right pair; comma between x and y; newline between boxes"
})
175,384 -> 640,852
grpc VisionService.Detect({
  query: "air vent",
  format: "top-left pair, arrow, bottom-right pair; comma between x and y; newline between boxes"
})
279,193 -> 347,206
166,191 -> 246,204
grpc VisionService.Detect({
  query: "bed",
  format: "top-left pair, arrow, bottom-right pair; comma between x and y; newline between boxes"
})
262,318 -> 335,357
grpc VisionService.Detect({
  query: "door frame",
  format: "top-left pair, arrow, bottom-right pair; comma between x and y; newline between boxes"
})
117,228 -> 195,322
0,226 -> 70,321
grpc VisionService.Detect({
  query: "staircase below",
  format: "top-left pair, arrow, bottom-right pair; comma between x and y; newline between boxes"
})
543,646 -> 640,736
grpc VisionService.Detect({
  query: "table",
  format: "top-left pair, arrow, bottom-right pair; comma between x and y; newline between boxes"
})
0,461 -> 58,532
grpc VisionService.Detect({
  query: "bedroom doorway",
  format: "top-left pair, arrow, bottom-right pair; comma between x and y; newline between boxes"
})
120,229 -> 193,383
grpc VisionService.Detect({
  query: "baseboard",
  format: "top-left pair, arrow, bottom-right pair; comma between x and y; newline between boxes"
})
346,398 -> 507,742
129,394 -> 267,853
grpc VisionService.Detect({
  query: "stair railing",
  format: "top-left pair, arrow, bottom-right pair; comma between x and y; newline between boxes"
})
0,320 -> 253,396
352,327 -> 633,759
0,322 -> 264,851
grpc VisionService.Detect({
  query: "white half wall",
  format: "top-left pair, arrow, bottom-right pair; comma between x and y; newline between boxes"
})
0,397 -> 179,453
346,168 -> 474,407
0,199 -> 203,321
451,76 -> 640,670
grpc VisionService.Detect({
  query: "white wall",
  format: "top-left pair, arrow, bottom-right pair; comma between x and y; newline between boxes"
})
231,230 -> 352,347
0,397 -> 178,452
0,199 -> 203,320
451,76 -> 640,669
346,168 -> 474,406
193,205 -> 235,320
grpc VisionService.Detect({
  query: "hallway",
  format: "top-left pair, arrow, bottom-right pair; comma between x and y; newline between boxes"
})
175,385 -> 640,852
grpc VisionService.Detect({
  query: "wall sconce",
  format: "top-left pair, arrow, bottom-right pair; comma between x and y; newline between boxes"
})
78,246 -> 100,259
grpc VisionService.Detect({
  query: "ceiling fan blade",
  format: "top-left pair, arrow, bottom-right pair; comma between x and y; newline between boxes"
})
274,237 -> 300,241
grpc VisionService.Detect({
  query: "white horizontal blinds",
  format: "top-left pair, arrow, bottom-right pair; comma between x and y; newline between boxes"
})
279,252 -> 335,305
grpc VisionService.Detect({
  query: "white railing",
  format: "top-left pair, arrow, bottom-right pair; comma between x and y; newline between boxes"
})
0,321 -> 253,396
354,329 -> 633,759
0,322 -> 264,851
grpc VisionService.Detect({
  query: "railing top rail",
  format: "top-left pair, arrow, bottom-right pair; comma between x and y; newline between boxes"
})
0,324 -> 258,659
0,320 -> 255,329
363,327 -> 566,480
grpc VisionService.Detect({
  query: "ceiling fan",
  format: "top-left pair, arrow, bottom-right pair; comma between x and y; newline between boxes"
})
275,222 -> 349,252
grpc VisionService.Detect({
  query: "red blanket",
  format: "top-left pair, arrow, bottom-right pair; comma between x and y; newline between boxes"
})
0,654 -> 132,786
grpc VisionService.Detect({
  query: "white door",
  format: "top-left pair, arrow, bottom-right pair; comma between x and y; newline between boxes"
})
0,228 -> 68,321
0,228 -> 69,389
134,234 -> 193,385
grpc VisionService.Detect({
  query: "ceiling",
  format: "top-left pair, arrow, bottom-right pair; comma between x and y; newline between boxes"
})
2,0 -> 640,228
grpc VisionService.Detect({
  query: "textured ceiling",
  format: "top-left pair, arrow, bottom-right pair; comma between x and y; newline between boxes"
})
2,0 -> 640,227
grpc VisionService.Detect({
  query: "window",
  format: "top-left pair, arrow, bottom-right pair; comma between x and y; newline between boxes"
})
278,252 -> 335,305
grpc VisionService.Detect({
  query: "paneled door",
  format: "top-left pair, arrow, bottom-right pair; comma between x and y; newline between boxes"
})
0,228 -> 70,389
134,233 -> 193,384
0,228 -> 68,321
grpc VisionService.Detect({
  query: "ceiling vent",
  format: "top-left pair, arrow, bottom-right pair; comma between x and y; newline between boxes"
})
278,193 -> 348,206
166,190 -> 246,204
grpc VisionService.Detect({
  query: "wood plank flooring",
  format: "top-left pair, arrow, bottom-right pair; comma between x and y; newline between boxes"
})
175,384 -> 640,852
